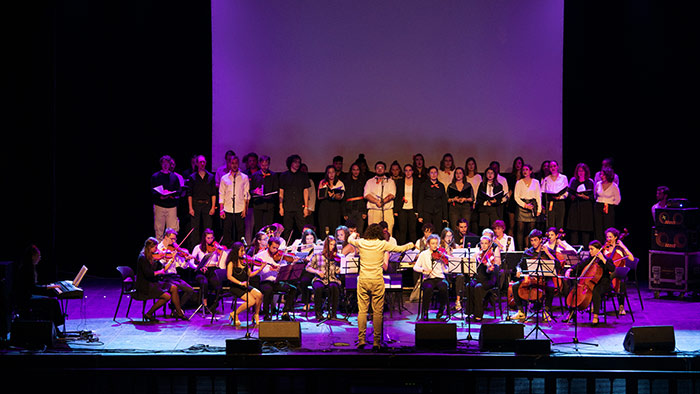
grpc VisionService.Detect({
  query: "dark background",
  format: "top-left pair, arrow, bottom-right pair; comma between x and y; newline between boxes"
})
4,1 -> 697,282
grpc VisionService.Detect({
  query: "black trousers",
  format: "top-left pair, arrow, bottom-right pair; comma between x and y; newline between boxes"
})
222,211 -> 245,248
260,280 -> 298,318
395,209 -> 417,245
253,207 -> 274,234
421,278 -> 449,316
312,281 -> 340,316
191,200 -> 213,249
282,209 -> 305,242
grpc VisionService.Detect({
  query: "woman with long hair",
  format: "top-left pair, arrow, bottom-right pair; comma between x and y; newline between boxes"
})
594,168 -> 621,242
136,237 -> 181,321
506,157 -> 524,239
476,167 -> 504,229
447,166 -> 474,230
225,242 -> 264,326
306,236 -> 342,320
318,165 -> 345,237
465,157 -> 482,234
514,164 -> 541,250
567,163 -> 595,246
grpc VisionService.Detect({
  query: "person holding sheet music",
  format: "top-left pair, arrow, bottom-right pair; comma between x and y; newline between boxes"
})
348,224 -> 414,350
463,235 -> 501,321
253,236 -> 299,321
151,155 -> 182,242
566,163 -> 595,247
541,160 -> 568,231
317,165 -> 345,238
476,167 -> 504,230
514,164 -> 542,251
225,242 -> 264,326
306,236 -> 342,320
413,234 -> 450,320
510,230 -> 555,322
416,166 -> 448,233
593,168 -> 621,243
250,155 -> 279,234
447,167 -> 474,231
342,163 -> 368,236
563,240 -> 615,325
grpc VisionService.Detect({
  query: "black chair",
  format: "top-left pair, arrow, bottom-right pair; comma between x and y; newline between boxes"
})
113,266 -> 137,321
599,266 -> 635,323
209,269 -> 237,324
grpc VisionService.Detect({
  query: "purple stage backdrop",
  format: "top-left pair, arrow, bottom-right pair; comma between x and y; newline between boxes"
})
212,0 -> 563,172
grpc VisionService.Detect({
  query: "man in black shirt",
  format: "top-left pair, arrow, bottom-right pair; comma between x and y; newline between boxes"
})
187,155 -> 217,248
151,155 -> 182,241
279,154 -> 310,241
250,155 -> 279,234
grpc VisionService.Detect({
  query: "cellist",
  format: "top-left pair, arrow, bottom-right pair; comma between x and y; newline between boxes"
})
603,227 -> 634,316
511,229 -> 556,322
563,240 -> 615,325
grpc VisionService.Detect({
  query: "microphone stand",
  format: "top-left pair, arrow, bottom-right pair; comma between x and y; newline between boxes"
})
459,243 -> 477,345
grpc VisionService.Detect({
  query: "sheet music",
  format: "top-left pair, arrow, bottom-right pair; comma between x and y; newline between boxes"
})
524,259 -> 556,276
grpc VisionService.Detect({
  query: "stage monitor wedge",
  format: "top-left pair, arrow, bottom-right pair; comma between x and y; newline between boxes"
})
258,321 -> 302,347
623,325 -> 675,354
415,322 -> 457,349
479,323 -> 524,352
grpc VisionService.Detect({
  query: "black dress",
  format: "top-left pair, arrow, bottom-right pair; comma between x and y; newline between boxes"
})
135,253 -> 169,299
566,178 -> 595,233
228,264 -> 254,298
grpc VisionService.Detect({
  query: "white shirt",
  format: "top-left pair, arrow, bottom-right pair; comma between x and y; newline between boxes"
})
466,174 -> 482,204
542,174 -> 569,199
157,242 -> 194,274
219,170 -> 250,213
594,171 -> 620,186
254,250 -> 282,282
403,181 -> 414,210
437,170 -> 454,191
413,249 -> 447,279
514,178 -> 542,216
191,244 -> 227,270
364,176 -> 396,211
594,181 -> 621,205
493,235 -> 515,252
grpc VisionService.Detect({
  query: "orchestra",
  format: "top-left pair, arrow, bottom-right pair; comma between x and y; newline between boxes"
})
130,151 -> 638,336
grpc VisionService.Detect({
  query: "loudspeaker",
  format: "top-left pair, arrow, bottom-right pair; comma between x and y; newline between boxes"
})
258,321 -> 301,347
655,207 -> 698,228
623,326 -> 675,354
415,322 -> 457,349
10,320 -> 56,348
515,339 -> 551,355
479,323 -> 524,352
226,337 -> 262,354
652,226 -> 699,252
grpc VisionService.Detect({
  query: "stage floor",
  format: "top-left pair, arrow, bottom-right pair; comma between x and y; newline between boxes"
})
16,276 -> 700,358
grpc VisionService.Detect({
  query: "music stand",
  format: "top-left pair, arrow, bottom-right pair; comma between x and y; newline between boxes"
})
553,272 -> 598,350
522,252 -> 555,342
276,262 -> 305,321
452,246 -> 480,344
317,257 -> 351,326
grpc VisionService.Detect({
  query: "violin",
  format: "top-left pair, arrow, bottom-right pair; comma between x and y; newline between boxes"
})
273,250 -> 297,263
478,242 -> 497,271
241,255 -> 266,267
206,241 -> 227,254
431,247 -> 450,266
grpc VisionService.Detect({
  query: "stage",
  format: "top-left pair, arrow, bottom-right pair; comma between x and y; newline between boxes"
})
3,276 -> 700,394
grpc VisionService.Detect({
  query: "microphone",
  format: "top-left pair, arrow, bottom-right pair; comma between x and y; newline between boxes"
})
241,237 -> 248,247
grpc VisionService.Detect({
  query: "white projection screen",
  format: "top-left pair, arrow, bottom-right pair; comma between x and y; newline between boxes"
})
212,1 -> 563,173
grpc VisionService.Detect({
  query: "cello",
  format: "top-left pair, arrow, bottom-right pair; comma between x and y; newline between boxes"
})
566,249 -> 605,311
604,228 -> 630,293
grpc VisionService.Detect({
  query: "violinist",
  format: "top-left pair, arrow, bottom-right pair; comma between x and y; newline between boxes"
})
253,236 -> 299,321
603,227 -> 634,316
190,229 -> 227,313
137,237 -> 183,321
335,225 -> 357,256
492,220 -> 515,253
413,234 -> 450,320
156,229 -> 195,317
289,228 -> 319,310
563,240 -> 615,325
510,230 -> 555,322
225,242 -> 265,326
464,235 -> 501,321
306,236 -> 342,320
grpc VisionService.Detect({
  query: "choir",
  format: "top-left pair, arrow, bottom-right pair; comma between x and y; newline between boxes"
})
144,151 -> 629,329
